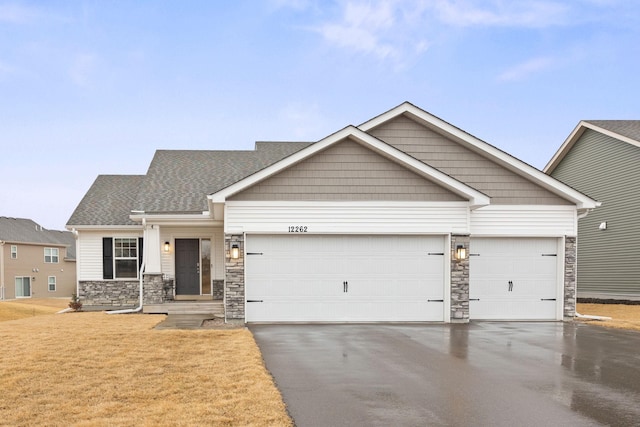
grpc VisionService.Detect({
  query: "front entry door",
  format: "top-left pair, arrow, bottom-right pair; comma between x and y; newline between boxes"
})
175,239 -> 200,295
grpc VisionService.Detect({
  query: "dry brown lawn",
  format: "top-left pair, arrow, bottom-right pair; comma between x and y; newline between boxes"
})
0,298 -> 68,322
577,303 -> 640,331
0,311 -> 292,427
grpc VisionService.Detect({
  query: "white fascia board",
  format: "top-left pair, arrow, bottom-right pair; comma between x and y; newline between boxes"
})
361,103 -> 598,210
129,212 -> 221,227
65,225 -> 142,231
543,122 -> 586,173
545,121 -> 640,174
208,125 -> 490,209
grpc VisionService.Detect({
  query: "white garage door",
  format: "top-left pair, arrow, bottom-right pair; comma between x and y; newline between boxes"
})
245,235 -> 445,322
470,238 -> 560,320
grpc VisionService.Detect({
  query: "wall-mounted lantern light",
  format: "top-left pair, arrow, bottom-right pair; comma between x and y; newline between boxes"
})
455,244 -> 467,261
164,241 -> 170,253
231,244 -> 239,259
599,222 -> 607,231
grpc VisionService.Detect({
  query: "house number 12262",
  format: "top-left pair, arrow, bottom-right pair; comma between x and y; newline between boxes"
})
288,226 -> 308,233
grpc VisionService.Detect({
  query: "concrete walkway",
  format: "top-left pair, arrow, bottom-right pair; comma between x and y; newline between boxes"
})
154,314 -> 213,330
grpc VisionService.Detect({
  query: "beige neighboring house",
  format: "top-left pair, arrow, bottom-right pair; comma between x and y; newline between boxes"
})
0,217 -> 76,300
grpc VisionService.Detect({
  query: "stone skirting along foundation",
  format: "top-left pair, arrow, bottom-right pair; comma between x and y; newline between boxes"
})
79,275 -> 174,307
78,280 -> 140,307
213,279 -> 224,300
564,236 -> 577,320
225,234 -> 245,319
450,234 -> 470,323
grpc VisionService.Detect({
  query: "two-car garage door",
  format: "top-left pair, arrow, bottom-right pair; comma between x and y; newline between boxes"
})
245,235 -> 446,322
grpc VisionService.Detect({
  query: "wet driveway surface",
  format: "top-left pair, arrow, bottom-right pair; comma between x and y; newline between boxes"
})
250,322 -> 640,427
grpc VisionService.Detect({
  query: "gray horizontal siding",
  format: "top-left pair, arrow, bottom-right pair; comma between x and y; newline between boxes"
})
230,138 -> 466,202
551,129 -> 640,297
369,115 -> 572,205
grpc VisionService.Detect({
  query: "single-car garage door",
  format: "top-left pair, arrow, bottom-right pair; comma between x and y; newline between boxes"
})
245,234 -> 445,322
469,238 -> 560,320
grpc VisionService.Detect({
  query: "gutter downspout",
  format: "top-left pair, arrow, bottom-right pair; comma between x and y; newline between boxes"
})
107,219 -> 146,315
106,258 -> 144,315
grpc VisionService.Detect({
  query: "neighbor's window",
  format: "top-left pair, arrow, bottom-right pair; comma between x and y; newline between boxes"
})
10,245 -> 17,259
48,276 -> 56,292
44,247 -> 59,263
114,238 -> 138,278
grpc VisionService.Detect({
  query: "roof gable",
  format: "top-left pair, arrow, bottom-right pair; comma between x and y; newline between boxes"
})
229,138 -> 466,202
209,125 -> 490,208
359,102 -> 598,210
545,120 -> 640,173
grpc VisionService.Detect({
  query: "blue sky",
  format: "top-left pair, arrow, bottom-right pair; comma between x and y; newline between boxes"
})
1,0 -> 639,230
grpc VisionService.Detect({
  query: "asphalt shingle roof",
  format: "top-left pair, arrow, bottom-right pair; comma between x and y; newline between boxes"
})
67,142 -> 311,225
585,120 -> 640,143
0,217 -> 76,259
67,175 -> 146,226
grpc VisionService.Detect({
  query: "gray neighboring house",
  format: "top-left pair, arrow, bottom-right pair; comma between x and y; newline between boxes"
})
0,217 -> 76,300
545,120 -> 640,301
67,102 -> 598,322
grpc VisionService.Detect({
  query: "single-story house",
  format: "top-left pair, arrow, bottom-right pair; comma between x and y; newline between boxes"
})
545,120 -> 640,301
67,102 -> 598,322
0,217 -> 76,300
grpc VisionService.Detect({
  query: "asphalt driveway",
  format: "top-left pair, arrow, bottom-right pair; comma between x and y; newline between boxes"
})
250,322 -> 640,427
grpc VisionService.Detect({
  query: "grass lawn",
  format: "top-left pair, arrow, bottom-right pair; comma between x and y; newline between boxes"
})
0,309 -> 292,426
0,298 -> 69,322
577,303 -> 640,331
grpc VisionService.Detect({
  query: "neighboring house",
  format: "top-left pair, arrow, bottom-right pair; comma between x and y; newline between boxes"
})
67,102 -> 598,322
0,217 -> 76,300
545,120 -> 640,301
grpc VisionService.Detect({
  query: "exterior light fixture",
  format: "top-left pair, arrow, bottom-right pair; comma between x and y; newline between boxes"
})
455,244 -> 467,261
164,241 -> 170,253
231,244 -> 239,259
599,222 -> 607,231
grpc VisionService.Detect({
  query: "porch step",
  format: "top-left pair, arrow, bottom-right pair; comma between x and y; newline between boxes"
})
143,301 -> 224,316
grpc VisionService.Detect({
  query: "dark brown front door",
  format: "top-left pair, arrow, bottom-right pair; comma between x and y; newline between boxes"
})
175,239 -> 200,295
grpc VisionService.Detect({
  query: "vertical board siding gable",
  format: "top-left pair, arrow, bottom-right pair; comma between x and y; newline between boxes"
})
551,129 -> 640,297
368,115 -> 572,205
229,138 -> 466,202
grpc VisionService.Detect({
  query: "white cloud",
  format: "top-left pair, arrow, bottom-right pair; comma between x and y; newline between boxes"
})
498,56 -> 555,81
314,1 -> 399,59
431,0 -> 570,28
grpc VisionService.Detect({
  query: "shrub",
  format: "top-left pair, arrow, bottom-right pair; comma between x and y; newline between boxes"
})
68,294 -> 83,312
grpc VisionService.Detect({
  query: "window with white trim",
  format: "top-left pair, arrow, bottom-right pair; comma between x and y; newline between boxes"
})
114,238 -> 138,279
48,276 -> 56,292
44,247 -> 59,263
10,245 -> 17,259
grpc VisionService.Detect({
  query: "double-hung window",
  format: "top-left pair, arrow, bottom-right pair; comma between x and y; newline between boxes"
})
44,247 -> 59,263
10,245 -> 17,259
103,237 -> 141,279
48,276 -> 56,292
114,238 -> 138,278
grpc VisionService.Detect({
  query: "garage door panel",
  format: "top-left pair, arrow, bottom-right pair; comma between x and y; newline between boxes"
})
246,235 -> 445,322
470,238 -> 559,320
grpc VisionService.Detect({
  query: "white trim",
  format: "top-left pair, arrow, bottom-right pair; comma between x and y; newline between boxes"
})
470,205 -> 577,237
359,102 -> 598,210
225,201 -> 471,234
66,225 -> 142,231
544,121 -> 640,173
208,126 -> 490,209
